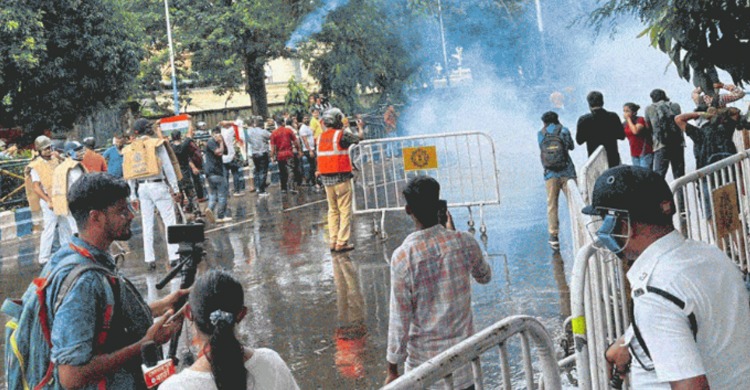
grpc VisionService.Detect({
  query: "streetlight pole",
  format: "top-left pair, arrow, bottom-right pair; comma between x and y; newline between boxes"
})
164,0 -> 180,114
437,0 -> 450,87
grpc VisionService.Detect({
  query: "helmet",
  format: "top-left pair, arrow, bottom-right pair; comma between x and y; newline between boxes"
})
322,107 -> 344,129
34,136 -> 52,151
64,141 -> 85,161
83,137 -> 96,149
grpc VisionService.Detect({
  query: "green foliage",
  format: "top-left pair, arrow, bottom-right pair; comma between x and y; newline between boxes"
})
0,0 -> 144,133
284,76 -> 309,120
590,0 -> 750,88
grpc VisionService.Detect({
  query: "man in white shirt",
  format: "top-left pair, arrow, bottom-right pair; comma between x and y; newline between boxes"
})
583,165 -> 750,389
219,120 -> 245,196
298,115 -> 318,189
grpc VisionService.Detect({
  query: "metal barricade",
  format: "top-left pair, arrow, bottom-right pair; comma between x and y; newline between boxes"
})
0,158 -> 32,211
349,132 -> 501,238
578,146 -> 609,205
381,315 -> 562,390
670,150 -> 750,271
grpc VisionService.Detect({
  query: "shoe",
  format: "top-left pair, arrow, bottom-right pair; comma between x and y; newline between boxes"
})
290,189 -> 299,194
249,188 -> 256,193
548,234 -> 560,249
204,208 -> 216,224
218,216 -> 234,223
334,243 -> 355,252
259,192 -> 269,197
233,192 -> 244,197
148,262 -> 156,271
281,190 -> 287,194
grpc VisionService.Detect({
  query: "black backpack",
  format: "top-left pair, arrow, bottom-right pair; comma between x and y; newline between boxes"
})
655,103 -> 682,146
539,125 -> 569,171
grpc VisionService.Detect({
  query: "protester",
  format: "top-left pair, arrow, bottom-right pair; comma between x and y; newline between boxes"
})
576,91 -> 624,168
622,103 -> 653,169
0,139 -> 18,160
24,135 -> 64,266
247,117 -> 272,196
581,165 -> 750,389
644,89 -> 684,179
123,118 -> 181,270
204,127 -> 231,223
48,173 -> 187,389
384,105 -> 398,135
310,108 -> 324,139
675,107 -> 743,169
385,176 -> 491,388
270,118 -> 302,194
298,115 -> 319,189
692,82 -> 745,108
81,137 -> 108,173
538,111 -> 576,250
102,133 -> 125,178
171,130 -> 201,214
316,108 -> 359,252
219,120 -> 246,197
160,270 -> 300,390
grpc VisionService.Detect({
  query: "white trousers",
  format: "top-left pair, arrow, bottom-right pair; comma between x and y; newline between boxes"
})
38,200 -> 77,264
138,182 -> 179,263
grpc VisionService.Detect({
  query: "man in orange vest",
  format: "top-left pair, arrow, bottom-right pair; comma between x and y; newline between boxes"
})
316,108 -> 360,252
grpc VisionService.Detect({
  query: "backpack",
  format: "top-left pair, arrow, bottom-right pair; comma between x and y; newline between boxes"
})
3,244 -> 119,390
539,125 -> 569,171
654,103 -> 682,146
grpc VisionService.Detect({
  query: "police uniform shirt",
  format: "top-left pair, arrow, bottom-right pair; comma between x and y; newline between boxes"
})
623,231 -> 750,389
127,137 -> 179,201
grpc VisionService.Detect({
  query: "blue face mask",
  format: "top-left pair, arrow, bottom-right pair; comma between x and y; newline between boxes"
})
597,214 -> 625,254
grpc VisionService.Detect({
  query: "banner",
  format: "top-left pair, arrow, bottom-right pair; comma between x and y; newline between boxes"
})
403,146 -> 438,171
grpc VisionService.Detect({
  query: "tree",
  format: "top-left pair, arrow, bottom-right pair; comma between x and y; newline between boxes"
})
590,0 -> 750,90
284,76 -> 309,120
0,0 -> 143,133
165,0 -> 311,118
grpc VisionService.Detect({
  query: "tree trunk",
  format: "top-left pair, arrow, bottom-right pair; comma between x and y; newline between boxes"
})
245,55 -> 269,118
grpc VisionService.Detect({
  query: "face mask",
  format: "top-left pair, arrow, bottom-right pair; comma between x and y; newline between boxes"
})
597,215 -> 623,253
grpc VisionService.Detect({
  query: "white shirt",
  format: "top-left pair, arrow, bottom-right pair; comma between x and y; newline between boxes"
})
67,165 -> 84,191
298,124 -> 314,152
159,348 -> 299,390
221,126 -> 237,164
624,231 -> 750,389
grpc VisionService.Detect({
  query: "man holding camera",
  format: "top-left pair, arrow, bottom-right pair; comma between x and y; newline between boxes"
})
385,176 -> 492,388
47,173 -> 187,389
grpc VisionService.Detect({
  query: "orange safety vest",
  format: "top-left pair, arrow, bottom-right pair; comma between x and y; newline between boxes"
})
317,129 -> 352,174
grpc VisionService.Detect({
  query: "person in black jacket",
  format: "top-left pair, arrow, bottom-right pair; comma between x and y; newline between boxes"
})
576,91 -> 625,168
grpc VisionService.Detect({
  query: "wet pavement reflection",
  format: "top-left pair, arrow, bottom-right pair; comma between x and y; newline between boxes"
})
1,152 -> 575,389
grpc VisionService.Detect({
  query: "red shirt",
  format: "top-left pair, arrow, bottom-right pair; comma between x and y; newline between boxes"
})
623,116 -> 652,157
270,126 -> 297,161
82,149 -> 107,172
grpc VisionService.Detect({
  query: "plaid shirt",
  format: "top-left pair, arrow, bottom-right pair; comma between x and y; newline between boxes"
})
387,224 -> 491,388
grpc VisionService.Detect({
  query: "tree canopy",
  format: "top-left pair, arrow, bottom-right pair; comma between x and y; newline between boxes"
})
0,0 -> 143,133
590,0 -> 750,90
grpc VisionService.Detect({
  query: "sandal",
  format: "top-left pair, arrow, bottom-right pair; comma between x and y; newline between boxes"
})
334,243 -> 355,252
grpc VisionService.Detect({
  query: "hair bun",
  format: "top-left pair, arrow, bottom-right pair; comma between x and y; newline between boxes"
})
209,310 -> 235,327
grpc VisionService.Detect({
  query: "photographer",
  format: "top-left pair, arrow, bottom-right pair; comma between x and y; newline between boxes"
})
49,173 -> 187,389
385,176 -> 491,388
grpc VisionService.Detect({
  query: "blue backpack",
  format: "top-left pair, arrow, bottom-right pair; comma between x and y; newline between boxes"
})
3,243 -> 119,390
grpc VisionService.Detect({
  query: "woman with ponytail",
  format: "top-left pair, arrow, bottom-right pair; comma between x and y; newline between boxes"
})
160,270 -> 299,390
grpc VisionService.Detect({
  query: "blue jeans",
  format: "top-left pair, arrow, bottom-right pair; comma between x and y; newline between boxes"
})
252,153 -> 270,193
224,162 -> 245,193
631,153 -> 654,169
208,175 -> 228,219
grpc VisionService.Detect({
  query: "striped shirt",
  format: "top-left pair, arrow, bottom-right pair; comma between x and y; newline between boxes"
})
387,224 -> 491,389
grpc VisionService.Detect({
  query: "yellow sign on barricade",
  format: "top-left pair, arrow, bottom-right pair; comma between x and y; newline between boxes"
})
402,146 -> 438,171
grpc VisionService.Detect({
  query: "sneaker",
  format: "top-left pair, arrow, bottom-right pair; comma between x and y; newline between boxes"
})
290,189 -> 299,194
233,192 -> 244,197
218,216 -> 234,223
281,190 -> 288,194
548,234 -> 560,249
259,192 -> 269,197
204,208 -> 216,224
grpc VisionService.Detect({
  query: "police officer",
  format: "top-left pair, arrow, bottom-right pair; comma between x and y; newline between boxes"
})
316,108 -> 360,252
122,118 -> 181,270
583,165 -> 750,389
49,141 -> 88,240
24,135 -> 68,266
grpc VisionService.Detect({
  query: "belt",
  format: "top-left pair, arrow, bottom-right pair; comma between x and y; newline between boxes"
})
137,178 -> 164,184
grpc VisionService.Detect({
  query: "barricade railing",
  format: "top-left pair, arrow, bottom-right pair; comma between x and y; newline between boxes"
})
349,131 -> 501,238
578,146 -> 609,205
381,315 -> 562,390
670,150 -> 750,272
0,158 -> 33,211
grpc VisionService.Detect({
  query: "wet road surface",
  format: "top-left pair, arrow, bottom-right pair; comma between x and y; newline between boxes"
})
0,159 -> 575,389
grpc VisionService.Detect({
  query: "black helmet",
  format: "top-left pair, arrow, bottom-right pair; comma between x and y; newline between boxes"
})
83,137 -> 96,149
322,108 -> 344,129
